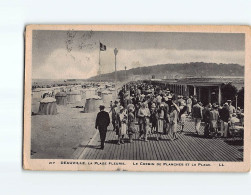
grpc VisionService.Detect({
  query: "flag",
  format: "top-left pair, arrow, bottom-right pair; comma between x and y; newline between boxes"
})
100,42 -> 106,51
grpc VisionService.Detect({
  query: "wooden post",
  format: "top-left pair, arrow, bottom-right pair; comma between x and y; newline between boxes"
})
218,85 -> 222,105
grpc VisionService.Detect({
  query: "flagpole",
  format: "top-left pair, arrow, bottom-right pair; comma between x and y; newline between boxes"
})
98,41 -> 101,83
114,48 -> 118,97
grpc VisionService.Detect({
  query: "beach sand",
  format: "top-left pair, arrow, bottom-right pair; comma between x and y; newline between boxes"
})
31,100 -> 101,159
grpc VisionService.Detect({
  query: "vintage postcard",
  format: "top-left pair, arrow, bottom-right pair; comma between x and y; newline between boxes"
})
23,25 -> 250,172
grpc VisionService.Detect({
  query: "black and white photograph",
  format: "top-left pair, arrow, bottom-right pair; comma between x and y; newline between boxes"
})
2,1 -> 251,194
23,25 -> 250,172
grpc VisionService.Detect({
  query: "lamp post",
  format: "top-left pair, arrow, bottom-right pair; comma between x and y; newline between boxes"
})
124,66 -> 127,91
114,48 -> 118,95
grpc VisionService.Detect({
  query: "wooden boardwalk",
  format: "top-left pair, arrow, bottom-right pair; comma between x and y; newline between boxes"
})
75,117 -> 243,161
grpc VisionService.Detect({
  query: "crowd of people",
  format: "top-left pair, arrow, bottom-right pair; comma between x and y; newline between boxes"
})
95,81 -> 244,149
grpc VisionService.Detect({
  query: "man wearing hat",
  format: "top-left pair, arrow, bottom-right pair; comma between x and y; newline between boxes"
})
219,103 -> 230,138
95,105 -> 110,149
203,103 -> 212,138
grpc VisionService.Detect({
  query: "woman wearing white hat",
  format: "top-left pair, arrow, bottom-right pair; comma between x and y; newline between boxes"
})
156,104 -> 165,141
169,103 -> 179,140
179,102 -> 187,133
128,107 -> 136,143
186,96 -> 192,116
117,106 -> 127,144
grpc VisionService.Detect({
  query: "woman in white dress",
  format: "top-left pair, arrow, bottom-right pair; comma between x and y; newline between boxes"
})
170,103 -> 179,140
186,96 -> 192,116
156,104 -> 165,141
118,106 -> 127,144
179,103 -> 187,133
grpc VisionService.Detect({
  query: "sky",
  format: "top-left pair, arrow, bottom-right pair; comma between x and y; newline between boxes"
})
32,30 -> 245,79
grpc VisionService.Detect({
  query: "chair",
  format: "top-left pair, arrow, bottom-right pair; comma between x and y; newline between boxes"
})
229,121 -> 244,141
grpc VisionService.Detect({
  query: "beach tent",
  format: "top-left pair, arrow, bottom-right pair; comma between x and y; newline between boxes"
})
109,88 -> 117,99
67,90 -> 81,103
84,88 -> 96,99
32,88 -> 43,99
60,86 -> 66,92
55,92 -> 67,105
38,97 -> 57,115
84,95 -> 104,113
97,89 -> 102,97
80,89 -> 86,99
65,85 -> 74,92
101,90 -> 113,106
40,88 -> 53,98
52,87 -> 61,95
74,85 -> 82,90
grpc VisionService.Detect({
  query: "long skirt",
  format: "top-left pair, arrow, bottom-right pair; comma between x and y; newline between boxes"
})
170,123 -> 177,133
187,105 -> 192,113
180,114 -> 186,125
210,120 -> 218,132
121,123 -> 127,135
157,119 -> 164,133
220,120 -> 228,137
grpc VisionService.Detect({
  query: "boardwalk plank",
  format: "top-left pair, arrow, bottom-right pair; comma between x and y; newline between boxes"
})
79,117 -> 243,162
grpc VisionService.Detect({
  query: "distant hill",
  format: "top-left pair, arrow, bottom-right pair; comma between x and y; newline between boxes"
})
87,62 -> 244,82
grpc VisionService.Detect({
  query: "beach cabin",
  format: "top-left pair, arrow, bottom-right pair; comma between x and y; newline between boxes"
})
67,90 -> 81,103
38,97 -> 57,115
55,92 -> 67,105
101,90 -> 113,106
84,95 -> 104,113
84,88 -> 96,99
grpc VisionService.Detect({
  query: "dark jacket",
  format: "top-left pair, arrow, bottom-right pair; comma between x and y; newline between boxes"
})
192,104 -> 203,119
203,107 -> 211,123
219,107 -> 230,122
95,111 -> 110,130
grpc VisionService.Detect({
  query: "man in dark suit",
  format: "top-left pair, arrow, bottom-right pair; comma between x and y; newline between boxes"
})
95,105 -> 110,149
